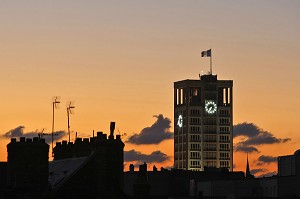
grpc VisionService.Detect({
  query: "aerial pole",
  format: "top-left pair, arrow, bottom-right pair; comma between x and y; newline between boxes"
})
52,97 -> 60,157
67,101 -> 75,142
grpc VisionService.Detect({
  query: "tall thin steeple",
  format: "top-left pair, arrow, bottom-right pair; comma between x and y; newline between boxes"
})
246,153 -> 254,179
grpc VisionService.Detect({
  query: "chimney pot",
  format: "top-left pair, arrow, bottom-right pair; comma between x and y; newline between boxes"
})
97,131 -> 103,137
26,138 -> 32,143
110,122 -> 115,137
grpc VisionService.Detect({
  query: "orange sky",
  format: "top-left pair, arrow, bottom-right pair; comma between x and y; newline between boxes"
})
0,1 -> 300,176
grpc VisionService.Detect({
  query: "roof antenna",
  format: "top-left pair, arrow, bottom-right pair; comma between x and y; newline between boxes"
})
67,101 -> 75,142
52,96 -> 60,157
117,128 -> 127,138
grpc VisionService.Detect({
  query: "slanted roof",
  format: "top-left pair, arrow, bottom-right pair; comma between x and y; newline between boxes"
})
49,152 -> 95,191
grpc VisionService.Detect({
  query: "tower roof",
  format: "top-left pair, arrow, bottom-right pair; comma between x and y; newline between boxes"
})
245,153 -> 254,179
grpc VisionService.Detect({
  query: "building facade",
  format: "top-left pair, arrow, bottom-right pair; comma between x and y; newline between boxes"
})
7,137 -> 49,192
51,122 -> 125,198
174,74 -> 233,171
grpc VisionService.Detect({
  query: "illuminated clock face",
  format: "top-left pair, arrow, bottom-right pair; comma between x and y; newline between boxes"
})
177,115 -> 183,127
205,101 -> 217,114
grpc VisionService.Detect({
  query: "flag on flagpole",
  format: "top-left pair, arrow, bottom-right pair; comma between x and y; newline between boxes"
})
201,49 -> 211,57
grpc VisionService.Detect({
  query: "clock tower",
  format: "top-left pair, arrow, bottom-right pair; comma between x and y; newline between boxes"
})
174,74 -> 233,171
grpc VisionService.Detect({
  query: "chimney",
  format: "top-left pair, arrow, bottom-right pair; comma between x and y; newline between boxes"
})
129,164 -> 135,172
109,122 -> 115,139
62,140 -> 68,146
83,138 -> 89,143
116,135 -> 121,140
97,131 -> 103,137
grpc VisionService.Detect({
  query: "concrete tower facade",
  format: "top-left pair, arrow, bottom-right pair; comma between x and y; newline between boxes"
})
174,74 -> 233,171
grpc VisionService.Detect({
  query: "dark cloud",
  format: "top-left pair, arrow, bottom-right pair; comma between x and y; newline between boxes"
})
3,126 -> 25,138
257,155 -> 277,164
162,166 -> 173,170
256,162 -> 264,166
124,149 -> 170,164
233,123 -> 291,153
251,168 -> 267,175
242,132 -> 290,146
233,123 -> 260,137
234,145 -> 259,153
257,171 -> 277,178
2,126 -> 67,144
126,114 -> 173,145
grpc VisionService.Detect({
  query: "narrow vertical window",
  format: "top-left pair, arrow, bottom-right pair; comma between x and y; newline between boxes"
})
228,88 -> 231,104
180,89 -> 184,105
223,88 -> 226,104
177,89 -> 180,105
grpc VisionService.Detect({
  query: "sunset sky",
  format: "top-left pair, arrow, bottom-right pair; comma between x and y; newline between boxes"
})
1,1 -> 300,176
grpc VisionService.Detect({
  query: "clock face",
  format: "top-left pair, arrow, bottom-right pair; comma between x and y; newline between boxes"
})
177,115 -> 183,127
205,101 -> 217,114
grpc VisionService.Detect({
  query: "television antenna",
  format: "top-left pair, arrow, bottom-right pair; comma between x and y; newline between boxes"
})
52,96 -> 60,157
117,128 -> 127,138
67,101 -> 75,142
38,128 -> 45,139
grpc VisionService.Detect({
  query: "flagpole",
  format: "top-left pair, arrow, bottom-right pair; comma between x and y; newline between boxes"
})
210,49 -> 212,75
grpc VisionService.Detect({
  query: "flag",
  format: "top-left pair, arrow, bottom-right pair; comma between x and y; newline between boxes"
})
201,49 -> 211,57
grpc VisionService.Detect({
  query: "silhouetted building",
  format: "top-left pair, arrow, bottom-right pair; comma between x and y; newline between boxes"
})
124,166 -> 244,198
0,162 -> 7,186
6,137 -> 49,198
174,74 -> 233,171
133,163 -> 150,199
276,150 -> 300,198
50,122 -> 125,199
0,122 -> 125,199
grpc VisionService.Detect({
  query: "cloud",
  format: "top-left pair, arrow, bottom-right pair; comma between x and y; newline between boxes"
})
2,126 -> 67,144
233,123 -> 290,153
256,155 -> 277,165
233,123 -> 261,137
124,149 -> 170,164
242,132 -> 290,146
257,171 -> 277,178
126,114 -> 173,145
250,168 -> 277,177
234,145 -> 259,153
251,168 -> 267,175
2,126 -> 25,138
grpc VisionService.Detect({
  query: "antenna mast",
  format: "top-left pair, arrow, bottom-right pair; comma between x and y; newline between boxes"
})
52,97 -> 60,157
67,101 -> 75,142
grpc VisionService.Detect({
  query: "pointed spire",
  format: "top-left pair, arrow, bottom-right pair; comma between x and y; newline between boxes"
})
246,153 -> 250,175
246,153 -> 254,179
